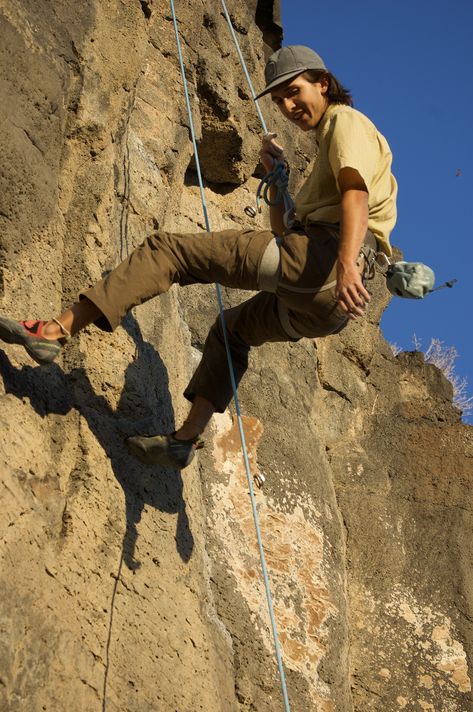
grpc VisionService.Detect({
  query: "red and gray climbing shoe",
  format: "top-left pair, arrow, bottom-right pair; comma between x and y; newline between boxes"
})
126,433 -> 204,469
0,317 -> 63,365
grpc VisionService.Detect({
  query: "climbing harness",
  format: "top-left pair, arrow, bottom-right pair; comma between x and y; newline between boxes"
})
169,3 -> 291,710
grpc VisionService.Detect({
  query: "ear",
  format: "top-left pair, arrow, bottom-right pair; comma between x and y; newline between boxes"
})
320,75 -> 329,94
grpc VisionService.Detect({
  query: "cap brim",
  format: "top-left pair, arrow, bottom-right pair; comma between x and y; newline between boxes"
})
254,68 -> 307,100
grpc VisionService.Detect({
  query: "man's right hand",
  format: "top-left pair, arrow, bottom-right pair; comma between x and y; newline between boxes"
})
259,133 -> 285,173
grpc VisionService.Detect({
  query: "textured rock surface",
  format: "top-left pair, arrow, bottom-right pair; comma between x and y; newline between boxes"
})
0,1 -> 472,711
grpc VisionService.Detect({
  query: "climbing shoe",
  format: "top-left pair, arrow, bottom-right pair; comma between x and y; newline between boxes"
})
0,317 -> 63,365
126,432 -> 204,469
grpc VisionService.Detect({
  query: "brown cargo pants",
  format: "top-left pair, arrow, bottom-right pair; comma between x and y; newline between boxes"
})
81,224 -> 376,412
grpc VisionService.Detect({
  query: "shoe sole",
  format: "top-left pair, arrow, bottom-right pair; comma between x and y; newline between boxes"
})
0,316 -> 61,364
126,435 -> 195,469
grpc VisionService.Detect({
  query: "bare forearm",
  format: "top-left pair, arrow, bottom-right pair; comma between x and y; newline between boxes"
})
259,133 -> 287,235
338,189 -> 369,266
335,185 -> 371,317
269,185 -> 286,235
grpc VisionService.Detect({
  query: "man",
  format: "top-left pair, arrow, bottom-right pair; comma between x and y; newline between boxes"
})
0,46 -> 397,469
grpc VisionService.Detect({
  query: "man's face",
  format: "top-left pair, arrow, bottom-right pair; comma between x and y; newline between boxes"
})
270,74 -> 328,130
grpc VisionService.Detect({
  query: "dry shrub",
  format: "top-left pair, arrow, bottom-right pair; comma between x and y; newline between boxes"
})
416,336 -> 473,416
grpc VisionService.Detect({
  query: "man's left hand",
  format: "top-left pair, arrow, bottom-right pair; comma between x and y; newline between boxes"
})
335,260 -> 371,318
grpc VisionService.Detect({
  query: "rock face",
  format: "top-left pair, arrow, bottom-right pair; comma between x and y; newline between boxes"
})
0,2 -> 472,711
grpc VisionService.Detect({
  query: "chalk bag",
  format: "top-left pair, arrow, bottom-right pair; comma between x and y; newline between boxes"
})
386,261 -> 435,299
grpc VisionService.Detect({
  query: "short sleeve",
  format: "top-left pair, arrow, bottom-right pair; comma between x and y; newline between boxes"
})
327,110 -> 378,193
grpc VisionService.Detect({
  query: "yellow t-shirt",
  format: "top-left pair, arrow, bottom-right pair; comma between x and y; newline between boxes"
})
294,104 -> 397,255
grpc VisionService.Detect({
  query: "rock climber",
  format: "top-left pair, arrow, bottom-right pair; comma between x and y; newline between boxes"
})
0,46 -> 397,469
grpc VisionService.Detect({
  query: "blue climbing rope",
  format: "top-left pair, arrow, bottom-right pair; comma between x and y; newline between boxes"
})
169,2 -> 291,710
219,0 -> 294,229
218,0 -> 268,133
256,160 -> 295,221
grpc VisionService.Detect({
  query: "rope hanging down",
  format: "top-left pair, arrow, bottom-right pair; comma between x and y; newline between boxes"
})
169,2 -> 291,710
219,0 -> 294,228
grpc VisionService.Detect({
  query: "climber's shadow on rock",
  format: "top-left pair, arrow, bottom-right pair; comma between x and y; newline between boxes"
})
0,311 -> 194,569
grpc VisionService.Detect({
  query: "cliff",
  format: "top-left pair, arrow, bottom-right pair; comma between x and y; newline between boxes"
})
0,2 -> 472,711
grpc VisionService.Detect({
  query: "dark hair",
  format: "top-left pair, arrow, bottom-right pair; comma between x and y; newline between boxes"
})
302,69 -> 353,107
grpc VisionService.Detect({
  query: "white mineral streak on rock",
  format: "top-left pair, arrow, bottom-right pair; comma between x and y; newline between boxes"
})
431,624 -> 471,693
386,586 -> 471,694
211,411 -> 336,708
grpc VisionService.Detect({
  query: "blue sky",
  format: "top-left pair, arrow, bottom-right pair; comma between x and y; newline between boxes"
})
281,0 -> 473,421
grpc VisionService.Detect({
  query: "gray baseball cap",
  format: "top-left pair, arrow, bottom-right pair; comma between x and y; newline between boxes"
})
255,45 -> 326,100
